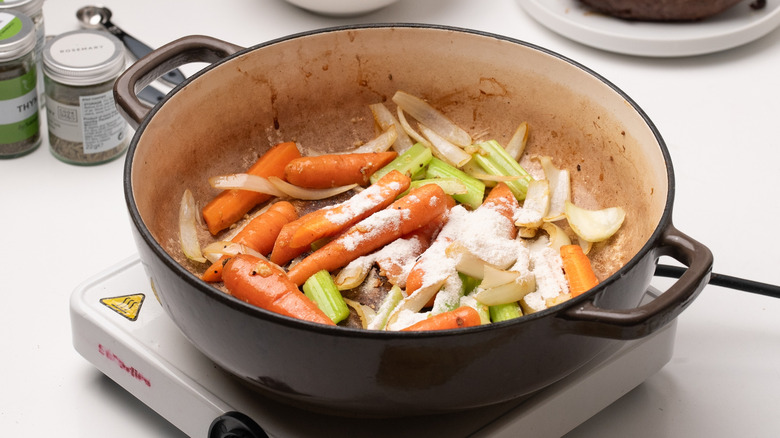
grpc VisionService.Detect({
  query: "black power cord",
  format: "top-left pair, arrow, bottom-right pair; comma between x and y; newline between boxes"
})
655,264 -> 780,299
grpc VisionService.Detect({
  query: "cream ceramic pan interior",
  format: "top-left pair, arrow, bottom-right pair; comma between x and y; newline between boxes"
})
130,26 -> 670,284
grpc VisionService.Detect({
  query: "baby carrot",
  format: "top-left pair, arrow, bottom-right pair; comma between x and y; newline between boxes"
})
232,201 -> 298,254
376,196 -> 455,286
270,170 -> 411,266
286,184 -> 451,285
405,185 -> 514,299
201,201 -> 298,282
560,244 -> 599,297
284,151 -> 398,188
221,253 -> 335,326
481,182 -> 520,238
290,170 -> 411,248
400,306 -> 482,331
202,142 -> 301,235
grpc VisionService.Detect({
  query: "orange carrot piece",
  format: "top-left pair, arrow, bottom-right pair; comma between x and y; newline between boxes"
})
202,255 -> 230,283
375,197 -> 454,286
400,306 -> 482,331
284,152 -> 398,188
480,182 -> 520,238
222,254 -> 335,325
269,170 -> 411,266
560,244 -> 599,297
201,201 -> 298,283
232,201 -> 298,254
269,211 -> 324,266
289,170 -> 411,249
405,187 -> 515,299
202,142 -> 301,235
287,184 -> 452,285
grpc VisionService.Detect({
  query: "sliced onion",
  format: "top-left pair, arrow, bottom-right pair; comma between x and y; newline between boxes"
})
541,222 -> 572,252
474,273 -> 536,306
396,105 -> 433,149
209,173 -> 285,197
334,258 -> 372,290
392,91 -> 472,147
349,125 -> 398,154
418,123 -> 472,168
267,177 -> 357,200
579,238 -> 593,255
515,179 -> 550,228
385,280 -> 445,330
505,122 -> 529,162
369,103 -> 415,154
178,189 -> 207,263
564,200 -> 626,243
202,241 -> 266,263
446,241 -> 510,278
480,264 -> 521,289
536,156 -> 570,221
343,298 -> 374,329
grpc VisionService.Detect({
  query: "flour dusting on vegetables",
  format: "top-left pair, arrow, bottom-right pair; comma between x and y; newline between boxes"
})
179,91 -> 627,331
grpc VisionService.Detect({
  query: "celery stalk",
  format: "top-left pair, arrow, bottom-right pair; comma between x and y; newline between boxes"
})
303,270 -> 350,324
489,301 -> 522,322
425,157 -> 485,209
370,142 -> 433,184
472,140 -> 532,200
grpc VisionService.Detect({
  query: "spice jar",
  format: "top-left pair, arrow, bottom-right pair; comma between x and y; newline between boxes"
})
0,10 -> 41,159
0,0 -> 45,104
43,30 -> 129,165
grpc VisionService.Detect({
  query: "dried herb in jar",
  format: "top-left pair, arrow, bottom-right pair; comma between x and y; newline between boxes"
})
43,30 -> 129,165
0,11 -> 41,159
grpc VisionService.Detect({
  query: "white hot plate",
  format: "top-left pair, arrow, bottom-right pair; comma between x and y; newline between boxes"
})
517,0 -> 780,57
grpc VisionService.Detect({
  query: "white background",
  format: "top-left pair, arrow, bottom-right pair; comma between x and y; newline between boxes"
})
1,0 -> 779,436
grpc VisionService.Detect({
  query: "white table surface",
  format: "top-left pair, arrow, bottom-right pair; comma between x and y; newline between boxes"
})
2,0 -> 779,436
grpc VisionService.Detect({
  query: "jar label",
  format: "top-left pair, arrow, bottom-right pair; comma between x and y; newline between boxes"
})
0,68 -> 39,144
0,13 -> 22,41
46,89 -> 127,154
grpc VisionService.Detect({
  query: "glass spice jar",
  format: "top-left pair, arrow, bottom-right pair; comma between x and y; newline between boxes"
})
0,10 -> 41,159
0,0 -> 45,104
43,30 -> 129,165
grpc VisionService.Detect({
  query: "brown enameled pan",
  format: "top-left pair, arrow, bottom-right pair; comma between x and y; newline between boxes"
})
115,24 -> 713,417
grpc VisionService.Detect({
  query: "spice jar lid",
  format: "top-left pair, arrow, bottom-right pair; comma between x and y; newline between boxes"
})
42,30 -> 126,86
0,0 -> 44,17
0,10 -> 35,61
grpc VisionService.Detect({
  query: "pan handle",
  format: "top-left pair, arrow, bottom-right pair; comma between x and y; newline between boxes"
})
559,225 -> 713,340
114,35 -> 245,129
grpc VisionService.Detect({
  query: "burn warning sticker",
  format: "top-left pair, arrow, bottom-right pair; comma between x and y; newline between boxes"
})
100,294 -> 145,321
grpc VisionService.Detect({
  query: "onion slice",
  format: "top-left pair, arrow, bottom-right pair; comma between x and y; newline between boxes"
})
349,125 -> 398,154
369,103 -> 415,153
396,106 -> 433,149
418,123 -> 472,168
267,177 -> 358,200
541,222 -> 572,252
505,122 -> 529,162
392,91 -> 472,147
334,259 -> 372,290
343,298 -> 374,329
201,241 -> 266,263
515,179 -> 550,229
536,156 -> 570,221
474,273 -> 536,306
564,201 -> 626,243
209,173 -> 286,197
178,189 -> 206,263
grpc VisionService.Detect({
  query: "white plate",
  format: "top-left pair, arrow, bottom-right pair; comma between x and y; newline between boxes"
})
517,0 -> 780,57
